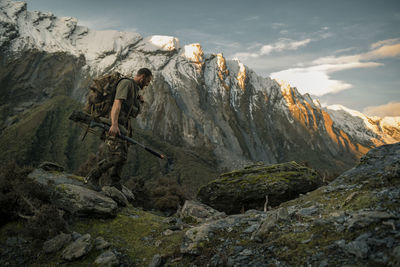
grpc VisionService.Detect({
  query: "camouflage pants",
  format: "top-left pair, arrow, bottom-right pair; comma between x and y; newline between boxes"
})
90,135 -> 128,184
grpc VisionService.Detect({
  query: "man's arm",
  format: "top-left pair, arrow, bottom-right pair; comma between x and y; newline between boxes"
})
108,99 -> 122,136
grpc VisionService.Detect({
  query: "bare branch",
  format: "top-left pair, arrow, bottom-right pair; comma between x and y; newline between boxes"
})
264,195 -> 269,212
18,212 -> 33,220
20,195 -> 39,214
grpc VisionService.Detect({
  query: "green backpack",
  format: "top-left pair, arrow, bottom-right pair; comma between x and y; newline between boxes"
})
83,72 -> 129,118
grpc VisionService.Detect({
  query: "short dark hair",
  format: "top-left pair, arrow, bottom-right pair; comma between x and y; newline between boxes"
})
137,68 -> 152,78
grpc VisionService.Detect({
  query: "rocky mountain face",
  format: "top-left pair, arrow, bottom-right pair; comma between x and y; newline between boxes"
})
1,0 -> 399,181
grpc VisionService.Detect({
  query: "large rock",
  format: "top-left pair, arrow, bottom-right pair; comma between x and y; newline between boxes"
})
28,168 -> 118,217
180,210 -> 267,255
28,168 -> 85,187
179,200 -> 226,223
38,161 -> 65,172
332,142 -> 400,185
55,184 -> 118,218
42,233 -> 72,254
62,234 -> 92,261
101,186 -> 129,207
197,162 -> 322,214
94,250 -> 119,267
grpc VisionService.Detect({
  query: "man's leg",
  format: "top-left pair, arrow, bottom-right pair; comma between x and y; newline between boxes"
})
105,135 -> 128,191
85,136 -> 127,191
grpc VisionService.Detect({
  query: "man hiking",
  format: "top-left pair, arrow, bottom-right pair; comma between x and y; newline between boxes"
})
85,68 -> 153,191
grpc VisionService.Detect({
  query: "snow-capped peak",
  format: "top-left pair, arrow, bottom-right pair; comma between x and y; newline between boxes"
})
182,43 -> 204,63
325,104 -> 400,145
136,35 -> 180,53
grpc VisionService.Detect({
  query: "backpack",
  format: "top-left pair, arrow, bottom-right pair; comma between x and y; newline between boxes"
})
83,72 -> 129,118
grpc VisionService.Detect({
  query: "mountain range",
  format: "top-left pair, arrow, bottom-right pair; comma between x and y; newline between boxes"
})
1,0 -> 399,188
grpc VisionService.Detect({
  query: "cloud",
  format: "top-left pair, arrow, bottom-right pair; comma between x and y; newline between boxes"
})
260,38 -> 311,55
271,68 -> 353,96
271,38 -> 400,96
363,43 -> 400,60
370,38 -> 400,49
233,38 -> 311,59
271,23 -> 285,29
313,40 -> 400,65
363,101 -> 400,117
233,52 -> 259,59
243,16 -> 260,21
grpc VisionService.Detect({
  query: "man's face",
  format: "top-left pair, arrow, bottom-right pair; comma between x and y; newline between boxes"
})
139,75 -> 152,89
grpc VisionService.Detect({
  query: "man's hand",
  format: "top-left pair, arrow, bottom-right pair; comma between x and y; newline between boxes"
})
108,124 -> 121,136
138,95 -> 144,103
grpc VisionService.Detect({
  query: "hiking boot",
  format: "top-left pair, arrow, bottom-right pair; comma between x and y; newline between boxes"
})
85,173 -> 101,192
110,181 -> 122,191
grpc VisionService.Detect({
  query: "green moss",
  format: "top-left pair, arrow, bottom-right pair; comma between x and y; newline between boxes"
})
267,218 -> 378,266
71,205 -> 184,266
216,168 -> 317,190
342,191 -> 378,211
66,174 -> 85,183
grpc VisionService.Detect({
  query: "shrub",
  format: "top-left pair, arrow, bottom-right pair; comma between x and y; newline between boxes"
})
0,162 -> 68,240
126,176 -> 187,215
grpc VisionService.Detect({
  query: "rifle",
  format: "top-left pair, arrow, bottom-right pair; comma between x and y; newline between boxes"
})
69,111 -> 165,159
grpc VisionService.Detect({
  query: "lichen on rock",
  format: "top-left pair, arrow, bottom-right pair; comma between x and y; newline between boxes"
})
197,161 -> 322,214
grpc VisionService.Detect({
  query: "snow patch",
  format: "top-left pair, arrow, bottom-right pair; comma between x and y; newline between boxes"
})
182,43 -> 203,63
137,35 -> 180,53
326,104 -> 399,144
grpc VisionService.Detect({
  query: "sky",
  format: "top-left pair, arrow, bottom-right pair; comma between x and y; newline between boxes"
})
23,0 -> 400,116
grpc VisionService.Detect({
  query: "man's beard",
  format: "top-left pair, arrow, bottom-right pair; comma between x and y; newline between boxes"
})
138,80 -> 146,89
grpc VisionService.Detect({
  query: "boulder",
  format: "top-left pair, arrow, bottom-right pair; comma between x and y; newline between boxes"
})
197,161 -> 322,214
28,168 -> 85,186
252,207 -> 290,241
149,254 -> 162,267
38,161 -> 65,172
332,142 -> 400,185
62,234 -> 92,261
180,211 -> 267,255
43,233 -> 72,254
179,200 -> 226,223
94,250 -> 119,267
121,185 -> 135,202
101,186 -> 129,207
28,168 -> 118,217
55,184 -> 118,218
94,236 -> 111,250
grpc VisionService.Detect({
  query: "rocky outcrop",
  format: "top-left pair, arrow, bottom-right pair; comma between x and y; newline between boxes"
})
101,186 -> 129,207
62,233 -> 92,261
27,165 -> 139,218
176,142 -> 400,266
178,200 -> 226,223
94,250 -> 119,267
42,233 -> 72,254
197,161 -> 322,214
55,184 -> 118,218
1,143 -> 400,266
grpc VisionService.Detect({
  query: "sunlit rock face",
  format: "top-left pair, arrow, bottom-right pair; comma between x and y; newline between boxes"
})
1,0 -> 399,173
182,43 -> 204,70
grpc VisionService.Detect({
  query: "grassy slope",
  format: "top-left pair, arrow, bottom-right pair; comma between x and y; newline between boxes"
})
0,95 -> 99,170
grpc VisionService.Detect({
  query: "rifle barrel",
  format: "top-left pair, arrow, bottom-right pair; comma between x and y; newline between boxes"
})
90,121 -> 165,160
69,111 -> 165,160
